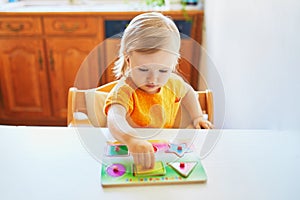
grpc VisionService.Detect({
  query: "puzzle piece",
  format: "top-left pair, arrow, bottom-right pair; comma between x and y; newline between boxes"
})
106,163 -> 126,177
149,140 -> 169,152
106,144 -> 129,156
133,161 -> 166,177
168,161 -> 198,178
165,143 -> 192,157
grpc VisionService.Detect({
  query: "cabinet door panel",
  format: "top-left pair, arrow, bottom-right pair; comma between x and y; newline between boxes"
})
178,39 -> 200,89
0,38 -> 51,118
100,38 -> 120,84
46,38 -> 99,118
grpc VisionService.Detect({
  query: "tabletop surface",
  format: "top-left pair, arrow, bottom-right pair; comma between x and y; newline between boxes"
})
0,126 -> 299,200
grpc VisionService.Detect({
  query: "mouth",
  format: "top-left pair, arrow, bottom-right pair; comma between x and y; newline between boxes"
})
145,84 -> 157,88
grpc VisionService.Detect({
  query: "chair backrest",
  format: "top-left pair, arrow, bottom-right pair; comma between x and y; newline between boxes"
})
67,82 -> 214,127
67,81 -> 118,127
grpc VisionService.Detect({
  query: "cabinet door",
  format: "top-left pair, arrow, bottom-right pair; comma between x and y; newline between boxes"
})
46,38 -> 99,119
178,38 -> 200,89
0,38 -> 51,119
100,38 -> 120,84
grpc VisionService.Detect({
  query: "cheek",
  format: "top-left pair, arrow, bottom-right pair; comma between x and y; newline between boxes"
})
158,74 -> 171,84
131,70 -> 143,79
130,71 -> 147,84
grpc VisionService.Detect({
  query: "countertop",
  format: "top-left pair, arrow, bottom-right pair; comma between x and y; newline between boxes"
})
0,1 -> 203,12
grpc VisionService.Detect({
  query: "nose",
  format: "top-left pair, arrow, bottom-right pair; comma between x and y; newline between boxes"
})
146,70 -> 158,83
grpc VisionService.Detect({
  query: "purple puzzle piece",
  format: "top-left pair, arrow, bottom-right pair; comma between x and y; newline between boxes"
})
106,163 -> 126,177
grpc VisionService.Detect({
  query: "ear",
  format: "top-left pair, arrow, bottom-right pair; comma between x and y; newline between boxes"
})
172,60 -> 178,72
125,55 -> 130,66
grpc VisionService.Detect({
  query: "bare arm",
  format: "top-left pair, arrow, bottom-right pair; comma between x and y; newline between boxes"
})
181,85 -> 213,129
107,104 -> 155,169
107,104 -> 137,142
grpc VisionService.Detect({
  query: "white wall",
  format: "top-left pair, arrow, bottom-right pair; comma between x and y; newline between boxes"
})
203,0 -> 300,130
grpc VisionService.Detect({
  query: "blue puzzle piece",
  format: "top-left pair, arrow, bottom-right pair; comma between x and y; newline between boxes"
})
165,143 -> 192,157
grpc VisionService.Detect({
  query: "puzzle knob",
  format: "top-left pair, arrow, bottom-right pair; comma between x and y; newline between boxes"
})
115,146 -> 120,152
177,145 -> 183,151
112,166 -> 119,173
179,162 -> 185,168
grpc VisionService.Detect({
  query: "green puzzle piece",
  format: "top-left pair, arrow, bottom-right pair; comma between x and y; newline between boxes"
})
106,145 -> 129,156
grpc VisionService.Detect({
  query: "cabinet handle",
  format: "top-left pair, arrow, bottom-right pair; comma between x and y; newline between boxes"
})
0,86 -> 3,107
49,50 -> 55,71
60,23 -> 79,33
38,50 -> 43,70
6,23 -> 24,32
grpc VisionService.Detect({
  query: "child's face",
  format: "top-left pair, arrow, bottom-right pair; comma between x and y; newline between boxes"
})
128,50 -> 176,94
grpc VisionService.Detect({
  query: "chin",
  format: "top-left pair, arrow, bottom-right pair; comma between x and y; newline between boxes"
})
140,87 -> 158,94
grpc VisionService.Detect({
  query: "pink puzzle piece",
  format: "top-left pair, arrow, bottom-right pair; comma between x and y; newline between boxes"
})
151,141 -> 169,152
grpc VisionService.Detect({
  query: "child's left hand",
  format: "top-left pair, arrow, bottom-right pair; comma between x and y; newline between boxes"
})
193,116 -> 214,129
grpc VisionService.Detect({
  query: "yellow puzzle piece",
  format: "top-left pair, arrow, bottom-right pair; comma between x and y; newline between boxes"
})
133,161 -> 166,176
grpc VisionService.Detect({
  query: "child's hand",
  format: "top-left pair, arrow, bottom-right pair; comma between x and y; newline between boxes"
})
127,138 -> 155,169
193,116 -> 214,129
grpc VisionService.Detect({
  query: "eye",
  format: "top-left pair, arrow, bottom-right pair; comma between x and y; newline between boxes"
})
159,69 -> 170,73
138,67 -> 149,72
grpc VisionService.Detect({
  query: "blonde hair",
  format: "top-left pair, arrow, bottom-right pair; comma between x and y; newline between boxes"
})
113,12 -> 181,79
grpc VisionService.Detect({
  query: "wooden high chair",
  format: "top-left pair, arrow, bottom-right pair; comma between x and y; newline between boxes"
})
67,81 -> 214,128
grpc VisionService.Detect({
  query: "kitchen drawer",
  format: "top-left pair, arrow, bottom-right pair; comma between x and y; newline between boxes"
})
0,17 -> 42,36
44,17 -> 98,35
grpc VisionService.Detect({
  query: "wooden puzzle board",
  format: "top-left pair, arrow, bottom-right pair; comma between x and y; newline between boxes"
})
101,140 -> 207,187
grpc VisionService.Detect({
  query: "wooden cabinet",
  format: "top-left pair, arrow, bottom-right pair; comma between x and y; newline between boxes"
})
0,38 -> 51,121
44,16 -> 100,120
0,11 -> 203,126
0,15 -> 100,125
45,38 -> 99,119
0,17 -> 52,124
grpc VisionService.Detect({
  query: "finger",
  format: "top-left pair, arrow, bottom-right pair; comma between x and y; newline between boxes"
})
202,122 -> 210,129
145,146 -> 156,169
150,151 -> 155,169
193,121 -> 201,129
133,152 -> 139,166
207,121 -> 214,129
138,152 -> 144,167
133,152 -> 144,167
143,152 -> 151,169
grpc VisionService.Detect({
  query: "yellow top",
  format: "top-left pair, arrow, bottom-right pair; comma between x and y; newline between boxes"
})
104,73 -> 188,128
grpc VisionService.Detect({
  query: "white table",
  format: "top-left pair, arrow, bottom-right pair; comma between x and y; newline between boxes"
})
0,126 -> 299,200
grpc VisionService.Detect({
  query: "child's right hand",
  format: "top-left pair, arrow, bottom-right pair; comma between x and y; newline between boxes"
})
127,138 -> 155,170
